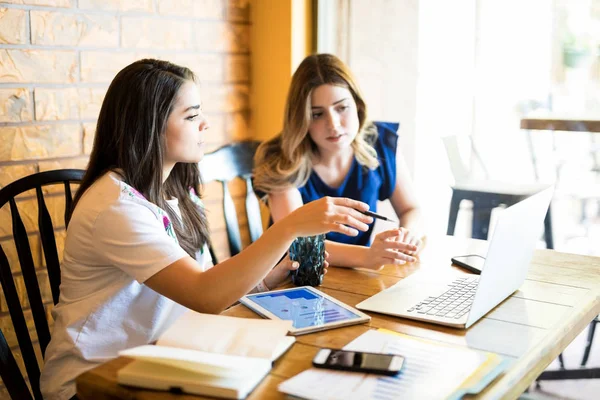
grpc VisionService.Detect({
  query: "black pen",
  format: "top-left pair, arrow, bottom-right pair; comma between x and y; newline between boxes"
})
360,210 -> 398,224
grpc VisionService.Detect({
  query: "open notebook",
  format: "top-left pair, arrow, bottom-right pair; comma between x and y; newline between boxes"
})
117,311 -> 295,399
279,329 -> 508,400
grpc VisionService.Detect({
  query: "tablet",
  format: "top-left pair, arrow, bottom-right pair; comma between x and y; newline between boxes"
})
240,286 -> 371,335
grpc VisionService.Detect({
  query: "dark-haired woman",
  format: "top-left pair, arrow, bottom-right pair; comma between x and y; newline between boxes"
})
39,59 -> 372,400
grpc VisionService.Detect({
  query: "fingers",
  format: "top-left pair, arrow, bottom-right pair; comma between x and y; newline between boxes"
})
326,222 -> 360,236
338,206 -> 373,225
409,236 -> 422,248
377,240 -> 418,253
335,213 -> 371,232
375,229 -> 402,241
404,234 -> 422,255
331,197 -> 369,212
277,258 -> 300,272
388,227 -> 424,255
303,197 -> 372,236
326,197 -> 373,229
408,238 -> 421,255
414,236 -> 426,254
380,249 -> 417,263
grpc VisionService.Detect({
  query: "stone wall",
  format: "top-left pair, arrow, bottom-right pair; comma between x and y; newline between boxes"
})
0,0 -> 251,396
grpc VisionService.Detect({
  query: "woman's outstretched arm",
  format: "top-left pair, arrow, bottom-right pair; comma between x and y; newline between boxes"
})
145,196 -> 372,314
269,189 -> 417,270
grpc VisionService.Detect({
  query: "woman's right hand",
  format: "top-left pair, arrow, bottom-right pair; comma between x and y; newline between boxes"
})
279,196 -> 373,238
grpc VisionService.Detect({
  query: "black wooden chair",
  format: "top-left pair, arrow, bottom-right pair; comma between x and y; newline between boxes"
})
199,141 -> 263,264
0,169 -> 85,400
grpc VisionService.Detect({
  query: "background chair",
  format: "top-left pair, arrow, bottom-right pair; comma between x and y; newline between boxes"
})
524,123 -> 600,250
442,135 -> 554,248
199,141 -> 263,264
0,169 -> 84,400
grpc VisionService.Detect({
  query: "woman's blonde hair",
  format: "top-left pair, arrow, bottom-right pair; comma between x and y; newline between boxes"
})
254,53 -> 379,195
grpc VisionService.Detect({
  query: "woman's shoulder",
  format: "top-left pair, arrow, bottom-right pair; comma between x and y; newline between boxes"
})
76,172 -> 122,212
373,121 -> 400,135
76,172 -> 165,223
113,177 -> 174,223
371,121 -> 399,152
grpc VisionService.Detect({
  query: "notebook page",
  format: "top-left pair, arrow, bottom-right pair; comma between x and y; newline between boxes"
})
157,311 -> 292,359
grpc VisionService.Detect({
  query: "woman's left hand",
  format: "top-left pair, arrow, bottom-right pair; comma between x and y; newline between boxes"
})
263,251 -> 330,290
395,227 -> 423,256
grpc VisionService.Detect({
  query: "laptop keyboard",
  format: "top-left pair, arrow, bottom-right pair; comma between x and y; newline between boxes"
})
407,276 -> 479,319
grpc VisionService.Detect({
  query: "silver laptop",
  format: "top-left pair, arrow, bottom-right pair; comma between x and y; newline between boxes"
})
356,186 -> 554,329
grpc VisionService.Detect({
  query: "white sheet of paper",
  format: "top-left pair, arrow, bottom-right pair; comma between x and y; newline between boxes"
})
156,311 -> 293,359
278,330 -> 488,400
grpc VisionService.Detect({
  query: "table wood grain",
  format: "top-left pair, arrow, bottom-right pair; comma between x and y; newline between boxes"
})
520,117 -> 600,133
76,235 -> 600,400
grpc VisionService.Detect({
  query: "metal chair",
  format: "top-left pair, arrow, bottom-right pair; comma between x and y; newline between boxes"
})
0,169 -> 85,400
443,135 -> 554,248
525,123 -> 600,247
199,141 -> 263,263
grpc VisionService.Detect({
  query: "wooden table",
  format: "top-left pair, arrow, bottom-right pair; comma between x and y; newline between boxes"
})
520,115 -> 600,185
520,116 -> 600,133
76,235 -> 600,400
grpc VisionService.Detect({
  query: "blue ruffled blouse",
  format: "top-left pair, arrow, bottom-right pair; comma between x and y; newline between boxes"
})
298,121 -> 399,246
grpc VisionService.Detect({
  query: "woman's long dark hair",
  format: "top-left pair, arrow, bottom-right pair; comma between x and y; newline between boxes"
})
72,58 -> 210,257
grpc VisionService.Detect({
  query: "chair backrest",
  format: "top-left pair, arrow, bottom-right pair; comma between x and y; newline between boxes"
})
200,141 -> 262,263
524,123 -> 600,185
0,169 -> 85,400
442,135 -> 490,183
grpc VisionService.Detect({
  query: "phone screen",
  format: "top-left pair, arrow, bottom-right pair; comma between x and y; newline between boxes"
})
320,350 -> 403,373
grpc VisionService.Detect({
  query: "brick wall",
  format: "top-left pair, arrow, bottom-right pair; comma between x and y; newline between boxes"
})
0,0 -> 252,396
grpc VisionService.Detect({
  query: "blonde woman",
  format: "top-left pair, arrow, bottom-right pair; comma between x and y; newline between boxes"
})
254,54 -> 423,270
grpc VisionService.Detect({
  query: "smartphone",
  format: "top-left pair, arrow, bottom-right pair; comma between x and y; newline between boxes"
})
312,348 -> 404,376
451,254 -> 486,274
